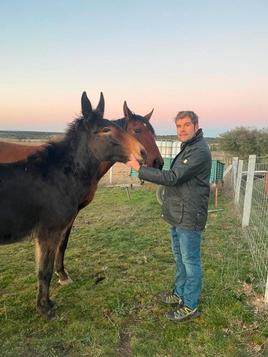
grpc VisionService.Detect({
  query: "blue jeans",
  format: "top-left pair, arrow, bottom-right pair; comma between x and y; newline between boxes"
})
170,226 -> 203,309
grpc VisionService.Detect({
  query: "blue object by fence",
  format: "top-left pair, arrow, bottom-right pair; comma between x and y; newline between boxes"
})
129,168 -> 139,177
163,157 -> 173,170
210,160 -> 225,183
130,158 -> 225,183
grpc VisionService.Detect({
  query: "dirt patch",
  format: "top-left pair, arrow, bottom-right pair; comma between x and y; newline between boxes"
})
117,314 -> 137,357
240,282 -> 268,314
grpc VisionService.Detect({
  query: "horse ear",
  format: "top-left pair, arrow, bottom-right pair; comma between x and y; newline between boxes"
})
144,108 -> 154,121
96,92 -> 105,118
123,101 -> 134,119
81,91 -> 92,118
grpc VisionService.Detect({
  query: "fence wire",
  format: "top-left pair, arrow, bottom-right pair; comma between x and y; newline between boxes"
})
235,156 -> 268,290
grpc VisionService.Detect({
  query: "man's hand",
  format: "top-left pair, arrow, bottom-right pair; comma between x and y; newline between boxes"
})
126,154 -> 141,171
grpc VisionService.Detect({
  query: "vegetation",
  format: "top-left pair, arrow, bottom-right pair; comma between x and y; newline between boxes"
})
219,127 -> 268,158
0,186 -> 267,356
0,130 -> 61,141
0,131 -> 218,144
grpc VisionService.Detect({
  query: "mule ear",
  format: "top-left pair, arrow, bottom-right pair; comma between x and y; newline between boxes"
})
123,101 -> 134,119
144,108 -> 154,121
96,92 -> 105,118
81,91 -> 92,118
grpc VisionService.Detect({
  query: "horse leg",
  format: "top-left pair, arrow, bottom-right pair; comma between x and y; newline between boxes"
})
35,236 -> 57,319
54,224 -> 73,285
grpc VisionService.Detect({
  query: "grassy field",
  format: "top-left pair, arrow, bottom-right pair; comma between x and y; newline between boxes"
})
0,186 -> 267,356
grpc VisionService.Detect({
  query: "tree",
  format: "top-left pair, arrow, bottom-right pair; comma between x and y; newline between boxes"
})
219,127 -> 268,158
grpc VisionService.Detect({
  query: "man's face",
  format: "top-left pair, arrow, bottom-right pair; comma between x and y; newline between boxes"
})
176,116 -> 199,142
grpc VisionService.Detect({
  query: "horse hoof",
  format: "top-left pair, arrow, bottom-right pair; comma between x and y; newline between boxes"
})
48,299 -> 56,309
37,301 -> 56,320
58,276 -> 73,286
55,271 -> 73,285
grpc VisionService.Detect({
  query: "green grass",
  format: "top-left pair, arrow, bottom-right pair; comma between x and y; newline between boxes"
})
0,186 -> 267,356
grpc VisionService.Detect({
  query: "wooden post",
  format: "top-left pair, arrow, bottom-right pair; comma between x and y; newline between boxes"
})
125,187 -> 131,200
265,172 -> 268,195
214,184 -> 218,209
265,273 -> 268,304
109,167 -> 113,185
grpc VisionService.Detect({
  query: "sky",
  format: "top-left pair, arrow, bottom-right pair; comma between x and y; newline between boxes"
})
0,0 -> 267,137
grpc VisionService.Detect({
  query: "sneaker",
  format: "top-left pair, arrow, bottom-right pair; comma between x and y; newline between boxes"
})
157,291 -> 183,306
165,306 -> 201,322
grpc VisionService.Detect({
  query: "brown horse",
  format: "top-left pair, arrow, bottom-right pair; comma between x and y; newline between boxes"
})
0,101 -> 163,286
0,91 -> 146,319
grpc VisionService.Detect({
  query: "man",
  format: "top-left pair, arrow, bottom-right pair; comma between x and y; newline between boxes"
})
127,111 -> 212,321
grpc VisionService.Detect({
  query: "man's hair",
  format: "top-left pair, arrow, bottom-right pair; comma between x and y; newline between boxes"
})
174,111 -> 199,125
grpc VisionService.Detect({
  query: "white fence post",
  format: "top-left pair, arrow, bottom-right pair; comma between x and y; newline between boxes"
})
242,155 -> 256,227
234,160 -> 243,204
232,157 -> 239,191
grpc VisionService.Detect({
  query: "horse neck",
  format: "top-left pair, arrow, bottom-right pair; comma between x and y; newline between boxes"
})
64,129 -> 100,175
29,127 -> 100,185
97,161 -> 114,180
66,133 -> 111,182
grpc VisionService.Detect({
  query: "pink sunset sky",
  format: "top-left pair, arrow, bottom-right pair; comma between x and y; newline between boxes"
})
0,1 -> 267,137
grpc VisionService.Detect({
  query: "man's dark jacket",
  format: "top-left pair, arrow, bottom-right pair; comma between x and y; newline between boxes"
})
138,129 -> 212,231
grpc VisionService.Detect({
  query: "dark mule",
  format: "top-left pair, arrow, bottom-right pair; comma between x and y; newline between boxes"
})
0,102 -> 164,286
0,92 -> 146,319
54,103 -> 164,285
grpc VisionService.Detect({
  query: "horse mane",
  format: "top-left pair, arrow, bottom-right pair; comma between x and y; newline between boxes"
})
114,116 -> 155,136
19,115 -> 91,170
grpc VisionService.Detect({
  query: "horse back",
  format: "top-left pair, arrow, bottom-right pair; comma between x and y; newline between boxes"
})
0,141 -> 44,163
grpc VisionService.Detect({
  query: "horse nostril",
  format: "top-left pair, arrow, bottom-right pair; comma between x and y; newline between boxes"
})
141,149 -> 147,160
153,159 -> 164,169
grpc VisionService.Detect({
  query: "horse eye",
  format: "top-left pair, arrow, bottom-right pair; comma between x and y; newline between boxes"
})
134,128 -> 142,134
102,127 -> 111,133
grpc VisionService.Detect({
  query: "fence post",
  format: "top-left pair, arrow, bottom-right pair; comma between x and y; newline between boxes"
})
265,274 -> 268,304
232,157 -> 239,191
242,155 -> 256,227
109,167 -> 113,185
265,172 -> 268,195
234,160 -> 243,204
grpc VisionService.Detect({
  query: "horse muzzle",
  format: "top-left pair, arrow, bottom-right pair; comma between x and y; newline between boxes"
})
153,158 -> 164,169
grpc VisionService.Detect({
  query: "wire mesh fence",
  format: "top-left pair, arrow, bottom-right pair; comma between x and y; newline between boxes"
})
155,139 -> 181,158
227,155 -> 268,302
